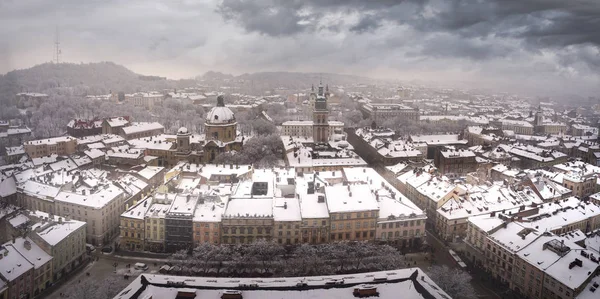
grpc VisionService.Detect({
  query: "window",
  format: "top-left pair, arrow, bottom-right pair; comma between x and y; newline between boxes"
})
382,223 -> 387,229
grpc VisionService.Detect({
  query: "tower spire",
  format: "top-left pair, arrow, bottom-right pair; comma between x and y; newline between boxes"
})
54,26 -> 62,64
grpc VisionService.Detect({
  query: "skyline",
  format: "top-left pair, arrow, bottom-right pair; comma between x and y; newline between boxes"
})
1,0 -> 599,96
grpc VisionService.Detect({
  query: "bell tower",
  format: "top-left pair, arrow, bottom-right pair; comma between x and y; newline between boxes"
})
313,81 -> 330,143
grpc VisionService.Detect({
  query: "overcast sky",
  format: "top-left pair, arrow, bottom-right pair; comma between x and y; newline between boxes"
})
1,0 -> 599,96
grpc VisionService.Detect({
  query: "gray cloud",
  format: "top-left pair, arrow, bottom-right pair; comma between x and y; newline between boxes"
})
0,0 -> 599,96
350,14 -> 382,33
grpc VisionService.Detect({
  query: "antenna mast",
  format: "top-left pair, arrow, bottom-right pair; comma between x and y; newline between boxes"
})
54,27 -> 61,64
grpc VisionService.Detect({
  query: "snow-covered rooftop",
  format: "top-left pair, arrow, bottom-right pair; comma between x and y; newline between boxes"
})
325,184 -> 379,213
113,268 -> 451,299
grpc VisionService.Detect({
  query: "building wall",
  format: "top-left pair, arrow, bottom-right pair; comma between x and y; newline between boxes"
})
5,267 -> 33,299
165,217 -> 194,252
145,216 -> 165,252
18,193 -> 55,215
274,221 -> 301,245
55,193 -> 125,246
562,176 -> 597,198
193,221 -> 221,245
205,123 -> 237,143
221,217 -> 274,244
434,153 -> 477,175
120,217 -> 145,251
30,222 -> 86,281
24,138 -> 77,159
123,128 -> 164,140
281,123 -> 313,138
300,217 -> 329,244
376,217 -> 426,247
329,211 -> 378,242
435,214 -> 469,242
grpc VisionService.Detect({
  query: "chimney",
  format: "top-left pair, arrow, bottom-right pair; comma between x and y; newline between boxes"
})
318,195 -> 325,203
58,217 -> 63,224
284,202 -> 288,209
24,240 -> 31,251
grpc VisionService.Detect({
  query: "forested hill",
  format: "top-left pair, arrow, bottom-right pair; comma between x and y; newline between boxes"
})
0,62 -> 191,105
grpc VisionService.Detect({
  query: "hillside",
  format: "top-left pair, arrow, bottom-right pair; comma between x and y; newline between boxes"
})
0,62 -> 190,105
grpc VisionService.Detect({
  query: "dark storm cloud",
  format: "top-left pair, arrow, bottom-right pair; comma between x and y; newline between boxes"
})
217,0 -> 600,54
349,14 -> 382,34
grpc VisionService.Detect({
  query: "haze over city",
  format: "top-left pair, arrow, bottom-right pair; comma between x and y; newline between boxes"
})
2,2 -> 600,299
1,0 -> 599,96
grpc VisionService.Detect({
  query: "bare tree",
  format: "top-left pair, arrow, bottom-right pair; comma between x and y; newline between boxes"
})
244,239 -> 284,274
62,275 -> 125,299
426,265 -> 477,299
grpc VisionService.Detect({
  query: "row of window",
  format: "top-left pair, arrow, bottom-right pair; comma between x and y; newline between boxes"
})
380,220 -> 421,229
330,230 -> 375,240
331,221 -> 375,230
331,212 -> 376,220
222,227 -> 272,235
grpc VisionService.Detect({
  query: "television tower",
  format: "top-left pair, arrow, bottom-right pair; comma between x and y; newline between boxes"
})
54,27 -> 62,64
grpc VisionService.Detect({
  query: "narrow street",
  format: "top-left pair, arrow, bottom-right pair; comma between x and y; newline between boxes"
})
426,230 -> 503,299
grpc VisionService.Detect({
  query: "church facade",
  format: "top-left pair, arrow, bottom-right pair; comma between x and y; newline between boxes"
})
281,82 -> 342,143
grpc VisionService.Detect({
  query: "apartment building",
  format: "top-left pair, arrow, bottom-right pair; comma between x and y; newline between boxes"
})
273,197 -> 302,245
326,184 -> 379,241
165,193 -> 199,252
463,198 -> 600,298
54,183 -> 126,246
553,161 -> 600,198
434,147 -> 477,175
120,197 -> 152,251
192,200 -> 223,245
28,212 -> 86,281
144,193 -> 174,252
23,136 -> 77,159
435,184 -> 542,241
0,237 -> 53,299
360,103 -> 420,123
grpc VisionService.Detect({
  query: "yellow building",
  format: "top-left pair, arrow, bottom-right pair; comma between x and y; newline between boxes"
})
144,193 -> 174,252
23,136 -> 77,158
273,198 -> 302,245
325,185 -> 379,241
120,197 -> 152,251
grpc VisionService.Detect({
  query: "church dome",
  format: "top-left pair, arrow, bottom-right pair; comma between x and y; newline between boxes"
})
206,95 -> 236,125
177,127 -> 189,135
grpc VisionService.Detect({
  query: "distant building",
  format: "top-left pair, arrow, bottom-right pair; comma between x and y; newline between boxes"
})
66,118 -> 103,137
347,127 -> 423,166
203,95 -> 244,162
124,92 -> 165,110
434,147 -> 477,175
16,92 -> 48,108
0,125 -> 32,147
23,136 -> 77,159
360,103 -> 419,124
102,116 -> 130,135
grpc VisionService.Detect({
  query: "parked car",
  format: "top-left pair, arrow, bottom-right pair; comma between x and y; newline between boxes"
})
101,246 -> 112,253
85,244 -> 96,253
134,263 -> 149,270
